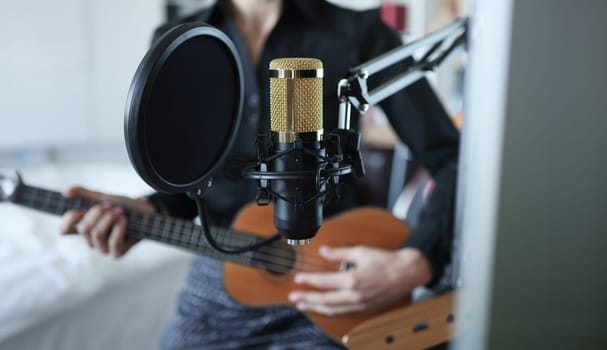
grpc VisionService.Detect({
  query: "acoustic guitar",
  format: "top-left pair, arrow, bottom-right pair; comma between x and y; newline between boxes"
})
1,172 -> 453,348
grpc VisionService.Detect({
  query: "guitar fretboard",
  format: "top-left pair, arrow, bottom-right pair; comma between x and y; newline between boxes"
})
10,183 -> 281,267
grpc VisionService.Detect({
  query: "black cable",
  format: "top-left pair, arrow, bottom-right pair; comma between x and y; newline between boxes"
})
193,196 -> 281,254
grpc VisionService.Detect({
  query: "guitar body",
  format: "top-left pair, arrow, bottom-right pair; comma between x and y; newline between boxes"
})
225,203 -> 411,341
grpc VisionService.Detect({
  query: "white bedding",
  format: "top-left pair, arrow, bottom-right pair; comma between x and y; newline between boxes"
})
0,163 -> 193,349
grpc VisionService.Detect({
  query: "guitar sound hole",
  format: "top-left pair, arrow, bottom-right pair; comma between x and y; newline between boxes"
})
254,242 -> 296,275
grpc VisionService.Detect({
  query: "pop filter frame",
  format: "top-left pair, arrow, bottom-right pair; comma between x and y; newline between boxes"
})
125,23 -> 244,194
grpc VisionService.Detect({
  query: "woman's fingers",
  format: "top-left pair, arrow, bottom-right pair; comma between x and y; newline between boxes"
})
108,212 -> 136,258
60,210 -> 86,234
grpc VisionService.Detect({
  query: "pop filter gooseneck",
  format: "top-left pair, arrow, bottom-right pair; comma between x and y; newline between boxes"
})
125,23 -> 279,253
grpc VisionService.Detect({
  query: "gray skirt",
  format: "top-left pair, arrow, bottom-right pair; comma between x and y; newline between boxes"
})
158,256 -> 346,350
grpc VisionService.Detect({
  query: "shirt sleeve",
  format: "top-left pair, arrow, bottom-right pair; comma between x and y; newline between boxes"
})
358,12 -> 460,286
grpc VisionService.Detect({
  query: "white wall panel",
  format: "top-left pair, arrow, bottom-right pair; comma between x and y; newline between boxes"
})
0,0 -> 89,149
87,0 -> 163,143
0,0 -> 163,151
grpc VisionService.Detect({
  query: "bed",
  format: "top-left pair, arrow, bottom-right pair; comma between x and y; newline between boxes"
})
0,162 -> 194,350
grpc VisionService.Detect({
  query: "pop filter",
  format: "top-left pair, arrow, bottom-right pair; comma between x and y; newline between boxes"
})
125,23 -> 244,194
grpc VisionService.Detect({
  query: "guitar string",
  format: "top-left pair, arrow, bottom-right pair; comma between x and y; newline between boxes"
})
128,220 -> 339,273
15,188 -> 345,272
15,190 -> 336,274
127,215 -> 342,272
15,187 -> 345,273
126,218 -> 338,273
16,188 -> 347,273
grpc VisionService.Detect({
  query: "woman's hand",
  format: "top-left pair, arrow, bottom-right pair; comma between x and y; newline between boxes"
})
288,246 -> 432,316
59,187 -> 156,258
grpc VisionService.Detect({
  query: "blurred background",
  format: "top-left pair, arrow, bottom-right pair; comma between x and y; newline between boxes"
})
0,0 -> 465,167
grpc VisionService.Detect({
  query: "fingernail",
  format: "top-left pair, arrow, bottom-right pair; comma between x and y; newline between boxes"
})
288,293 -> 298,302
113,207 -> 123,214
101,201 -> 112,209
296,302 -> 307,311
293,275 -> 303,283
319,245 -> 331,255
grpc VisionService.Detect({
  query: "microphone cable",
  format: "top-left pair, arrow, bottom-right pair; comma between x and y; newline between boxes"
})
193,196 -> 281,254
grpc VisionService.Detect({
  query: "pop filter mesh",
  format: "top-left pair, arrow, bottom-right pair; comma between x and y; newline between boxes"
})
143,34 -> 239,186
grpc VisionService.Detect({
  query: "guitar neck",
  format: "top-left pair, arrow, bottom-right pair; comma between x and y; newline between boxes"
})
10,183 -> 260,267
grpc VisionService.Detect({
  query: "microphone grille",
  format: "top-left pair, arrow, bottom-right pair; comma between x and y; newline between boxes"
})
270,58 -> 323,134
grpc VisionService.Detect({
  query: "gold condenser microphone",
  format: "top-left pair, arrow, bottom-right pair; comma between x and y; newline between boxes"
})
268,58 -> 325,245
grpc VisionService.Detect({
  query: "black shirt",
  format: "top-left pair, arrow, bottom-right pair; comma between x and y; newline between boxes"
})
148,0 -> 460,285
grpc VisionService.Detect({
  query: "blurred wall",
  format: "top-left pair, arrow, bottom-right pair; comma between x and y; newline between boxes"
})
0,0 -> 163,165
0,0 -> 464,169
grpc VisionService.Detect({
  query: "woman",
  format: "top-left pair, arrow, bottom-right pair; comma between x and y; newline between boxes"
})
61,1 -> 459,348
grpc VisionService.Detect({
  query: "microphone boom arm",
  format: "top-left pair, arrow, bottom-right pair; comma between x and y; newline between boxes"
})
337,18 -> 468,129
